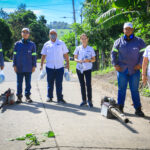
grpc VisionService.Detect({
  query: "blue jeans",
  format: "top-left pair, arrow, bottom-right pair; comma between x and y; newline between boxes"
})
17,72 -> 32,97
46,67 -> 64,100
117,69 -> 141,109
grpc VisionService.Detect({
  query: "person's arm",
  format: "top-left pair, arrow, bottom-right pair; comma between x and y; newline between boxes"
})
64,53 -> 69,69
111,40 -> 122,71
142,57 -> 149,85
0,50 -> 4,70
134,39 -> 146,70
32,43 -> 37,73
13,43 -> 17,73
83,56 -> 96,63
74,55 -> 83,63
40,55 -> 46,70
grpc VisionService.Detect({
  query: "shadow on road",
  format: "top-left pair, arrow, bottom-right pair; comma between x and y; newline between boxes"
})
0,100 -> 100,116
125,112 -> 150,121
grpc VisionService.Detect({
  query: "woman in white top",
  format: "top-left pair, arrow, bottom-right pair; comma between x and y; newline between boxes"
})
74,33 -> 96,107
142,45 -> 150,88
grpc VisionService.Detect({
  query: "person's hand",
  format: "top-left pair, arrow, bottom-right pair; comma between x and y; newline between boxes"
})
83,59 -> 90,63
114,65 -> 122,72
14,66 -> 17,73
1,66 -> 4,70
65,63 -> 69,70
32,67 -> 36,73
134,64 -> 141,70
40,65 -> 43,71
142,75 -> 148,85
78,60 -> 83,63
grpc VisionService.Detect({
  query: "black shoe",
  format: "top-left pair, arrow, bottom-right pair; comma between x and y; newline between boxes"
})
46,98 -> 53,102
80,101 -> 87,107
26,96 -> 33,103
58,99 -> 66,104
135,107 -> 145,117
16,96 -> 22,104
117,105 -> 124,113
88,101 -> 93,108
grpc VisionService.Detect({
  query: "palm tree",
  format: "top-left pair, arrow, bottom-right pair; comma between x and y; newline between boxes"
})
95,0 -> 149,29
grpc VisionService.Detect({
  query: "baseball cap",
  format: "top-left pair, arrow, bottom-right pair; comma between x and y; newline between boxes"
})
123,22 -> 133,29
49,29 -> 57,34
22,28 -> 30,32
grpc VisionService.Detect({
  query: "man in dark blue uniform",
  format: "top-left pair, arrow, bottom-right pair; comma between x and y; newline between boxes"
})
0,42 -> 4,70
111,22 -> 146,117
13,28 -> 37,103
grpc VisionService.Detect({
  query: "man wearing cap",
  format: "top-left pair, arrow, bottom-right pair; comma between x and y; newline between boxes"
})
13,28 -> 37,103
0,41 -> 4,70
111,22 -> 146,117
40,29 -> 69,103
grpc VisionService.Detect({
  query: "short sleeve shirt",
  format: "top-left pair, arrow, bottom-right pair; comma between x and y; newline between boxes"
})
73,45 -> 96,71
41,39 -> 69,69
143,45 -> 150,76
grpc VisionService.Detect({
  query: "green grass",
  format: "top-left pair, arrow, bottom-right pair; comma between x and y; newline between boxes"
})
92,66 -> 115,76
57,29 -> 72,39
69,60 -> 77,73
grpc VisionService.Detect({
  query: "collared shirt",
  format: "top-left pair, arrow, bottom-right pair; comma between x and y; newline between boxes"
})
73,45 -> 96,71
0,42 -> 4,67
111,36 -> 146,75
13,39 -> 37,73
41,39 -> 69,69
143,45 -> 150,76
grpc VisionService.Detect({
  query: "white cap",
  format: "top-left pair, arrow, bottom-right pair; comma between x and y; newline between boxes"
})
123,22 -> 133,29
22,28 -> 30,32
49,29 -> 57,34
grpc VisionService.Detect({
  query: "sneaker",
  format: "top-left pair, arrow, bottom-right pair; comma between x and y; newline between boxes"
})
135,107 -> 145,117
25,96 -> 33,103
46,98 -> 53,102
88,101 -> 93,108
16,96 -> 22,104
80,101 -> 87,107
58,99 -> 66,104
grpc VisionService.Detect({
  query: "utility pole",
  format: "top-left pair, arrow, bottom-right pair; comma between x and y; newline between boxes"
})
72,0 -> 78,47
80,7 -> 83,24
72,0 -> 76,23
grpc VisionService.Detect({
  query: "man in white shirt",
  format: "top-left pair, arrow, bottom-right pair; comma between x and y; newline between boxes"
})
40,29 -> 69,103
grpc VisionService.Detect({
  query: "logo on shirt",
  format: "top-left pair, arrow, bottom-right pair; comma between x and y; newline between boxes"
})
133,47 -> 138,50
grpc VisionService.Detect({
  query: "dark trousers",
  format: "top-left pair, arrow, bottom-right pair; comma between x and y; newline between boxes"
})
46,67 -> 64,100
17,72 -> 32,97
76,69 -> 92,102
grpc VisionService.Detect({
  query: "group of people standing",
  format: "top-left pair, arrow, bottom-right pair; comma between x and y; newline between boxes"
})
0,22 -> 150,117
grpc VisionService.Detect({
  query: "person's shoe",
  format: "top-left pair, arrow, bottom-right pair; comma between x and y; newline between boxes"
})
88,101 -> 93,108
117,105 -> 124,113
16,96 -> 22,104
80,101 -> 87,107
25,96 -> 33,103
135,107 -> 145,117
46,98 -> 53,102
58,99 -> 66,104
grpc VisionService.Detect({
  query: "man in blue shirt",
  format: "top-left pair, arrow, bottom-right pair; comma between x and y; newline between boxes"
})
111,22 -> 146,117
13,28 -> 37,103
0,42 -> 4,70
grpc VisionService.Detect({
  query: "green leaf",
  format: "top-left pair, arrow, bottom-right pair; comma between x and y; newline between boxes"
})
16,136 -> 26,141
43,131 -> 55,138
25,133 -> 34,138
